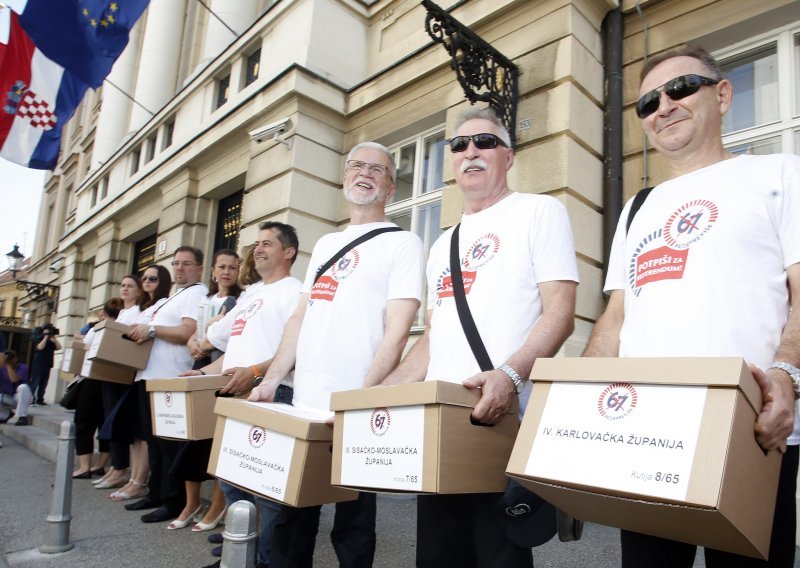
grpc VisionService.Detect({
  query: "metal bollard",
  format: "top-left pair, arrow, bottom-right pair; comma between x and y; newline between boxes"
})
40,421 -> 75,553
221,500 -> 257,568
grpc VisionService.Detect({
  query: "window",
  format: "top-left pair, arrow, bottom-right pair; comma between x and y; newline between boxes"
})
718,23 -> 800,155
216,73 -> 230,109
99,175 -> 109,200
162,119 -> 175,150
385,127 -> 447,326
245,48 -> 261,87
90,185 -> 98,208
144,134 -> 157,163
214,190 -> 243,253
130,146 -> 141,175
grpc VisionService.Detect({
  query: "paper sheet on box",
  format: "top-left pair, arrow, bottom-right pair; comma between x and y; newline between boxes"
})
526,382 -> 706,501
152,391 -> 188,438
340,405 -> 425,491
215,417 -> 295,501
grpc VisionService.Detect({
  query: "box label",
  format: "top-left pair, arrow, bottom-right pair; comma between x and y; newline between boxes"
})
152,391 -> 188,438
86,330 -> 104,359
215,417 -> 295,501
340,405 -> 425,491
526,382 -> 707,501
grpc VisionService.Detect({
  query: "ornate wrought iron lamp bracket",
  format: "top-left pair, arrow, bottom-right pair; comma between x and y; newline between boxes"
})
422,0 -> 520,147
16,280 -> 59,312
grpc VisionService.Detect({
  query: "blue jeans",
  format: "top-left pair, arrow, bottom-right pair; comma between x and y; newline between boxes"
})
219,383 -> 294,566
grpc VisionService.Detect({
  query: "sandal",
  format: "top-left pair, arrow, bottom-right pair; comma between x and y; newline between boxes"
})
110,480 -> 148,501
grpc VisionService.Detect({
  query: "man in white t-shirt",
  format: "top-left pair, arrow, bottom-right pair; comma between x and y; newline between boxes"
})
186,222 -> 301,568
248,142 -> 425,567
384,107 -> 578,567
583,45 -> 800,567
127,246 -> 209,523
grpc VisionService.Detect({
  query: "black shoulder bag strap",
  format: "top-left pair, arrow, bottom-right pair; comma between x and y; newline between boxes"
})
449,223 -> 493,373
625,186 -> 653,236
313,226 -> 402,285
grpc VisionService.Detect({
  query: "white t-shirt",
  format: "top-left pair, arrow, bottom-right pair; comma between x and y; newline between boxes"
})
136,283 -> 209,380
605,154 -> 800,442
117,305 -> 141,326
425,192 -> 579,401
292,222 -> 425,411
207,277 -> 302,384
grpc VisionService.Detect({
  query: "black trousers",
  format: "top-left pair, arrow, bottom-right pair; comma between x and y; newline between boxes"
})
270,492 -> 376,568
74,378 -> 110,456
417,492 -> 534,568
101,381 -> 130,469
621,445 -> 799,567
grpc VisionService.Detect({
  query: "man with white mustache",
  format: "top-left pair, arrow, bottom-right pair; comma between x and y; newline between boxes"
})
248,141 -> 425,567
384,107 -> 579,566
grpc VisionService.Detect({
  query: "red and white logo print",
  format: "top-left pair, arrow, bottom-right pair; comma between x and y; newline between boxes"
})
248,425 -> 266,448
597,383 -> 638,420
663,200 -> 718,249
370,408 -> 390,436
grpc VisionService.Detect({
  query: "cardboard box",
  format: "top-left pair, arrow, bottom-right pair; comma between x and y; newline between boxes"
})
80,356 -> 136,384
330,381 -> 519,494
85,320 -> 152,370
506,357 -> 782,559
146,375 -> 230,440
208,397 -> 358,507
60,341 -> 87,378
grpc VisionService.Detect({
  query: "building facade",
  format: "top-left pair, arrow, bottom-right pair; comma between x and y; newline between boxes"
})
21,0 -> 800,415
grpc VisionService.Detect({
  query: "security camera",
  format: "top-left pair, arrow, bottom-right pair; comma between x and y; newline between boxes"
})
249,118 -> 293,148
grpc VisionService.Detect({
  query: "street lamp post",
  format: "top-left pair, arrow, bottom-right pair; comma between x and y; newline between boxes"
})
5,245 -> 60,313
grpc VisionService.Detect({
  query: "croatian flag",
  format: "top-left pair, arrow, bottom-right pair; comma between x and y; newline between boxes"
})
0,0 -> 148,170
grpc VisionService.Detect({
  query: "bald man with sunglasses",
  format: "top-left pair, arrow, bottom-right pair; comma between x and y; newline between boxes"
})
385,106 -> 578,567
584,45 -> 800,567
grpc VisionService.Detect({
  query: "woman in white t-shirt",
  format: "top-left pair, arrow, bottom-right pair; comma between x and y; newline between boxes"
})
107,266 -> 171,502
93,275 -> 143,490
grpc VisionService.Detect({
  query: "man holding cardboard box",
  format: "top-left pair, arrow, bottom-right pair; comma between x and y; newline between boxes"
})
249,142 -> 425,567
127,246 -> 209,524
384,107 -> 579,567
583,45 -> 800,566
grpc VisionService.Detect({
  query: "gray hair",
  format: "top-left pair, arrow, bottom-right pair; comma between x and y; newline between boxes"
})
345,142 -> 396,182
453,107 -> 512,148
640,44 -> 723,82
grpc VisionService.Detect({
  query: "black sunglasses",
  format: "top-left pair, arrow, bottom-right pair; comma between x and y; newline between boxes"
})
449,133 -> 508,153
635,74 -> 720,119
143,275 -> 159,282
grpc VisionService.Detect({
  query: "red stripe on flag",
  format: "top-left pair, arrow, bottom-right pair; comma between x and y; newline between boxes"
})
0,12 -> 36,149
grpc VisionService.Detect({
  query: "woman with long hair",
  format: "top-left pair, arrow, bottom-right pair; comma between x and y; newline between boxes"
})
93,275 -> 143,489
108,265 -> 171,502
169,250 -> 241,530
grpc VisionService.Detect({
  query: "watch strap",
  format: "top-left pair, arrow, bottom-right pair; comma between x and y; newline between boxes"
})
769,361 -> 800,400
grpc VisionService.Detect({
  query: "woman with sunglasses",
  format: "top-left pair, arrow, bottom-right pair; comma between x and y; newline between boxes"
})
93,275 -> 144,490
108,265 -> 172,502
168,250 -> 242,531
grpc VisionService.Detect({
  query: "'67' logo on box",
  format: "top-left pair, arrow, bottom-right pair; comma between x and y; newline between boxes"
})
248,425 -> 267,448
370,408 -> 391,436
597,383 -> 638,420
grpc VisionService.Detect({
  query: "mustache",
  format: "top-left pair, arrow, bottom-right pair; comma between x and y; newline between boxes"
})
460,158 -> 487,173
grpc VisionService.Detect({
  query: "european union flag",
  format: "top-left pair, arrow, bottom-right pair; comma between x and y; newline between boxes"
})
17,0 -> 150,88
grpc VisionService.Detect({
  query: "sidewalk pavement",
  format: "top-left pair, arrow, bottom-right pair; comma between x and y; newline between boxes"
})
0,404 -> 788,567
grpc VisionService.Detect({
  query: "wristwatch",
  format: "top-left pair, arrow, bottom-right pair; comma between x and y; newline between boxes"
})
148,325 -> 157,339
498,363 -> 527,394
769,361 -> 800,400
251,365 -> 263,388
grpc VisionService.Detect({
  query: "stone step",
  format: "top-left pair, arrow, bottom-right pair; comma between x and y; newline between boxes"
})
30,405 -> 74,436
2,421 -> 59,462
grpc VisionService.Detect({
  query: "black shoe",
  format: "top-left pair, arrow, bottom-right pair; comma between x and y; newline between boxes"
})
125,497 -> 161,511
141,506 -> 179,523
207,532 -> 223,544
72,471 -> 92,479
14,417 -> 29,426
211,545 -> 222,557
36,401 -> 47,406
91,468 -> 106,477
202,562 -> 221,568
